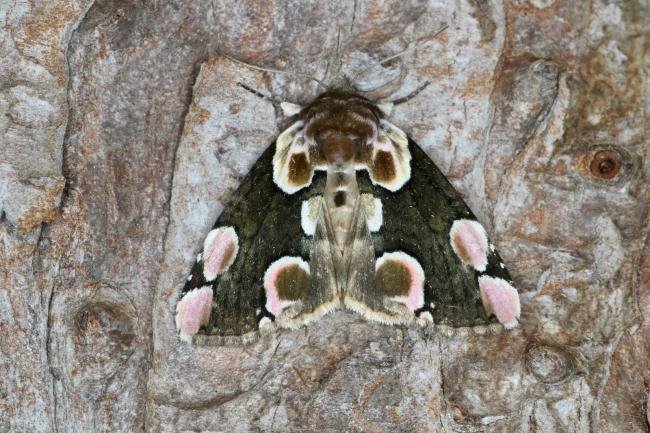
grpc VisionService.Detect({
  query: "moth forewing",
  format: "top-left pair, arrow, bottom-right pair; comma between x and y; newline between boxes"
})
175,91 -> 521,344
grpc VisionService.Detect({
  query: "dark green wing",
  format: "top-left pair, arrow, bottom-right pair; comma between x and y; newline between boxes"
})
175,143 -> 327,343
359,138 -> 515,328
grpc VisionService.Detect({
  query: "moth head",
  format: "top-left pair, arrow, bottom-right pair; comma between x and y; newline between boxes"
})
304,92 -> 381,165
273,91 -> 412,193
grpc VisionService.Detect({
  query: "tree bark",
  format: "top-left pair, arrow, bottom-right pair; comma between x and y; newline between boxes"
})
1,1 -> 647,432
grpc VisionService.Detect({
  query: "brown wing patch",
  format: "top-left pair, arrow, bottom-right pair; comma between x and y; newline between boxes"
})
375,259 -> 412,297
371,150 -> 397,183
450,230 -> 472,264
219,242 -> 237,271
287,152 -> 312,187
264,257 -> 312,317
276,263 -> 311,300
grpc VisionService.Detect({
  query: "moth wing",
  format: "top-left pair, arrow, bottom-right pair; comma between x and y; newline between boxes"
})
175,142 -> 333,344
357,137 -> 519,328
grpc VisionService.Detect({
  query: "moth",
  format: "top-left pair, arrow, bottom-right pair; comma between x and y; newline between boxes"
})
175,91 -> 520,344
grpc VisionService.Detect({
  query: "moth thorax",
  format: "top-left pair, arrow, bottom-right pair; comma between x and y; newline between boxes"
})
320,133 -> 356,164
325,164 -> 359,248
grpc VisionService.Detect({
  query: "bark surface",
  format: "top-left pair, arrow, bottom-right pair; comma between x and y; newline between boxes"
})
1,1 -> 648,432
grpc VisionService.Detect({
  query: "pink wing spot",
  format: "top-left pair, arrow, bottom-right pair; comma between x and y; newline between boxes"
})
479,276 -> 520,329
450,219 -> 489,272
175,286 -> 213,343
264,256 -> 309,316
203,226 -> 239,282
376,251 -> 425,312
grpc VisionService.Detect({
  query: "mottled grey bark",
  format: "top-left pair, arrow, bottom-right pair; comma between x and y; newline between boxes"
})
1,1 -> 647,432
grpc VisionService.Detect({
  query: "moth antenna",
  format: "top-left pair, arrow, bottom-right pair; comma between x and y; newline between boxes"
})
236,83 -> 306,119
223,54 -> 328,90
236,82 -> 272,101
373,80 -> 430,115
349,24 -> 449,84
376,101 -> 394,116
236,82 -> 283,112
389,80 -> 431,105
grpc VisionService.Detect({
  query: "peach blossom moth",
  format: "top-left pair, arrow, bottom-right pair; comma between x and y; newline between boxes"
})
176,91 -> 521,344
